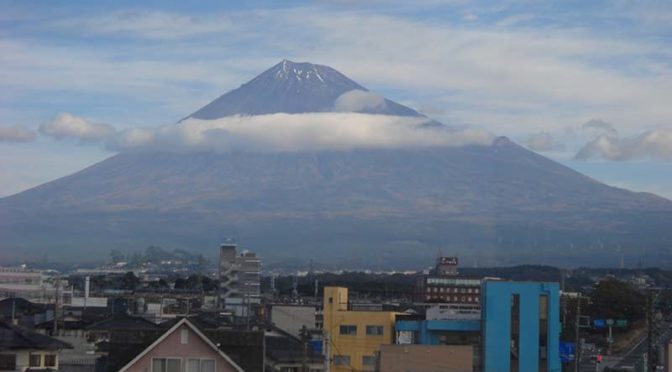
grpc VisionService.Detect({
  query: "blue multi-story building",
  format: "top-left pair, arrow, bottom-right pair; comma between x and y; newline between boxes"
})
482,281 -> 560,372
394,280 -> 561,372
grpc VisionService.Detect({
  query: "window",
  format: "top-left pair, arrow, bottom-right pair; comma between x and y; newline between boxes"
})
339,325 -> 357,335
152,358 -> 181,372
44,354 -> 56,367
362,355 -> 377,366
511,294 -> 521,372
29,354 -> 41,367
0,354 -> 16,371
187,358 -> 215,372
366,325 -> 384,336
181,328 -> 189,344
333,355 -> 350,366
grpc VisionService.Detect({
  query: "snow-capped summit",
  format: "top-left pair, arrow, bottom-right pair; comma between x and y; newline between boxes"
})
274,59 -> 327,82
185,59 -> 423,120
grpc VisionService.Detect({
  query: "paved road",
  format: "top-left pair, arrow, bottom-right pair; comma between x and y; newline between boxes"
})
612,321 -> 672,370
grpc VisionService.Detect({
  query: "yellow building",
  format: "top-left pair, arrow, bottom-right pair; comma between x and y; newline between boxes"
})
323,287 -> 398,372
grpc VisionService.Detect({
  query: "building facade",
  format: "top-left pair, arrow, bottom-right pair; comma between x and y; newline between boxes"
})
0,320 -> 72,372
414,257 -> 482,304
323,287 -> 397,372
481,281 -> 560,372
415,276 -> 482,304
218,244 -> 261,316
378,344 -> 473,372
119,318 -> 243,372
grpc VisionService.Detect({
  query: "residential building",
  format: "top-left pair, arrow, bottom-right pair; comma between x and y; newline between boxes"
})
265,327 -> 324,372
0,267 -> 72,304
323,287 -> 397,372
88,314 -> 164,371
269,304 -> 319,338
219,244 -> 239,303
236,251 -> 261,306
218,244 -> 262,316
0,320 -> 72,371
119,318 -> 244,372
0,297 -> 52,328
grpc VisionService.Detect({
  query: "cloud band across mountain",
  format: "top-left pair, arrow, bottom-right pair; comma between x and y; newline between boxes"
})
107,113 -> 494,153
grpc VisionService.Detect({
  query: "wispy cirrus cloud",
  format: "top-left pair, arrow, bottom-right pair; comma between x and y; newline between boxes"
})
575,128 -> 672,161
0,125 -> 36,143
53,10 -> 236,40
525,132 -> 564,153
581,119 -> 618,136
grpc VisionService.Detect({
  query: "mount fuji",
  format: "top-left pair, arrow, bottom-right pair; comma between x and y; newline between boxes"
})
1,60 -> 671,268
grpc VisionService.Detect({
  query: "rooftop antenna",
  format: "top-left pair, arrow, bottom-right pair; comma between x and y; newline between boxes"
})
292,276 -> 298,300
270,274 -> 277,298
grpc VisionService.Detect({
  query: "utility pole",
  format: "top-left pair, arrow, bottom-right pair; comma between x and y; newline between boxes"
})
647,288 -> 657,372
324,331 -> 330,372
574,293 -> 581,372
300,325 -> 309,372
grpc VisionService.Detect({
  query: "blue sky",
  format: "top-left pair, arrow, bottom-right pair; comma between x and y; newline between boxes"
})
1,0 -> 671,197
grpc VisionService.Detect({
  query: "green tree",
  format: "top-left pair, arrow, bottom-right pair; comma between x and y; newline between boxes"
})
589,278 -> 645,322
122,271 -> 140,290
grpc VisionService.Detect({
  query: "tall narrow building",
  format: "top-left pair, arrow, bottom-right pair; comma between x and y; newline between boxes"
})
219,243 -> 239,305
218,243 -> 262,316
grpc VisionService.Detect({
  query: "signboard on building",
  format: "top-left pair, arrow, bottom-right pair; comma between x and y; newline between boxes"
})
559,342 -> 575,362
438,257 -> 458,265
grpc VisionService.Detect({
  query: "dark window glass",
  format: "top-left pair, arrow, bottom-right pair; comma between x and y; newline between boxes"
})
362,355 -> 377,365
333,355 -> 350,365
511,294 -> 520,372
339,325 -> 357,335
366,325 -> 384,336
44,354 -> 56,367
29,354 -> 41,367
539,294 -> 548,372
0,354 -> 16,371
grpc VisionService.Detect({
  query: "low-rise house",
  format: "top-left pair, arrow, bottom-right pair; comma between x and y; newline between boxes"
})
265,327 -> 324,372
119,318 -> 243,372
88,314 -> 164,371
0,320 -> 72,371
0,298 -> 51,328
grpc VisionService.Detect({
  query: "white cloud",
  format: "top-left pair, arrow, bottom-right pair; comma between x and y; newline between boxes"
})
575,128 -> 672,161
54,11 -> 235,40
525,132 -> 563,152
4,8 -> 672,136
333,90 -> 386,112
39,113 -> 116,141
581,118 -> 618,136
107,113 -> 494,153
0,125 -> 36,143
